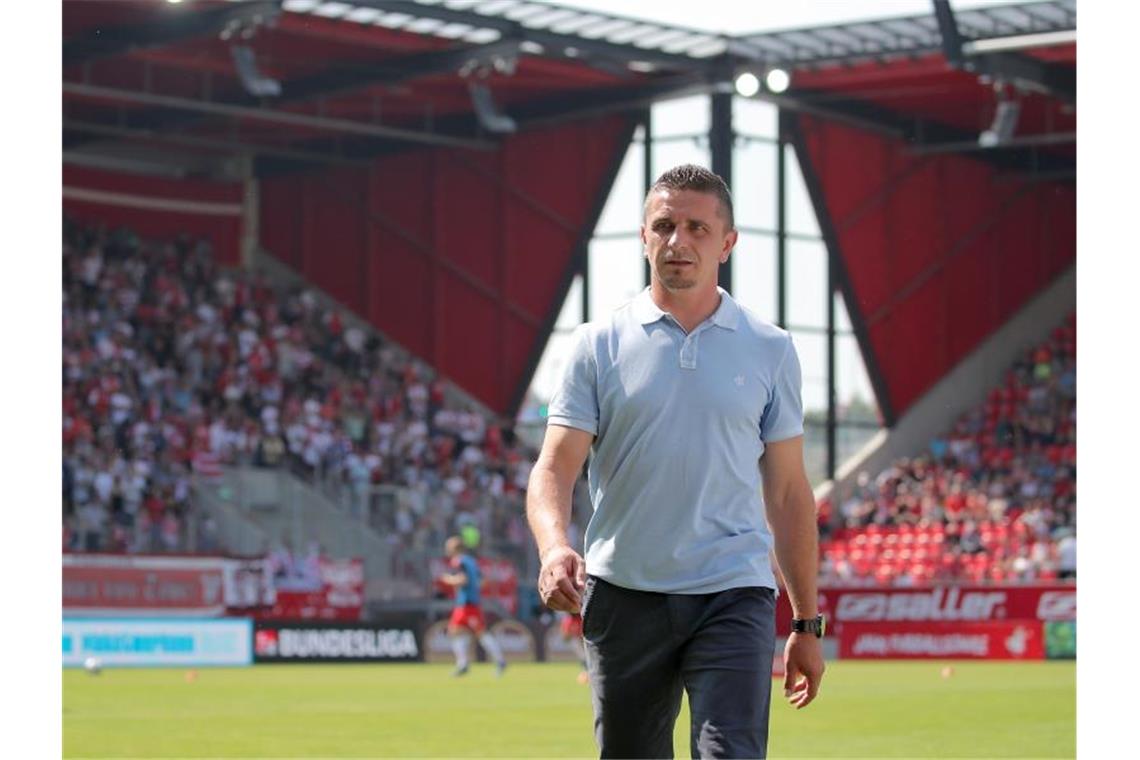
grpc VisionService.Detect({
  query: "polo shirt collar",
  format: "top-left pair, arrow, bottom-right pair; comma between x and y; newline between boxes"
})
632,287 -> 741,331
632,288 -> 668,325
709,287 -> 741,331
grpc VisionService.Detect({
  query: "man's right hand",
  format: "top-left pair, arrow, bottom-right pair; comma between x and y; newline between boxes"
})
537,544 -> 587,613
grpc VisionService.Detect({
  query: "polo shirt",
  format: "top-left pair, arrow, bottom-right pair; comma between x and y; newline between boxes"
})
547,287 -> 803,594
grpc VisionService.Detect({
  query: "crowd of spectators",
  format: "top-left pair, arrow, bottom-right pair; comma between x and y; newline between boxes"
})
62,217 -> 1076,588
62,218 -> 535,558
818,312 -> 1076,586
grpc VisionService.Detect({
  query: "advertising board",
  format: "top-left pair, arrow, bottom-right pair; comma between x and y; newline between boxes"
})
838,621 -> 1046,660
775,585 -> 1076,632
252,621 -> 421,663
1044,620 -> 1077,660
63,618 -> 252,667
63,554 -> 364,620
63,555 -> 228,616
254,558 -> 364,621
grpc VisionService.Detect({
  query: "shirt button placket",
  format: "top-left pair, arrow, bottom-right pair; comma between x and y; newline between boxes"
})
679,332 -> 698,370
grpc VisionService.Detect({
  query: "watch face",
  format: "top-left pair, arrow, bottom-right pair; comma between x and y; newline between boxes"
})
793,616 -> 825,637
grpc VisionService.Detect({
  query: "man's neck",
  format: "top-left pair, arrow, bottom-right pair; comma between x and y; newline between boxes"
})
649,283 -> 721,333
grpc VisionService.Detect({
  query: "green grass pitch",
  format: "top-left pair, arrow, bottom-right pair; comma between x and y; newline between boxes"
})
63,660 -> 1074,758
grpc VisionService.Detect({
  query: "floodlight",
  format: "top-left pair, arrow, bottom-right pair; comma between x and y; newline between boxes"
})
734,72 -> 761,98
765,68 -> 791,94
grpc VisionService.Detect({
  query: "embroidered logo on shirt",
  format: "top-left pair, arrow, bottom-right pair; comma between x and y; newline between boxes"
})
734,374 -> 745,387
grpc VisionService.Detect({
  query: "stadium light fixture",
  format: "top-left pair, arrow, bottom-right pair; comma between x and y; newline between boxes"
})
232,45 -> 282,97
764,68 -> 791,94
978,100 -> 1020,147
468,82 -> 517,134
734,72 -> 761,98
978,81 -> 1021,148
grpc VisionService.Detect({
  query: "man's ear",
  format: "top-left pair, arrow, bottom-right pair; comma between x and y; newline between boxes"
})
721,229 -> 739,262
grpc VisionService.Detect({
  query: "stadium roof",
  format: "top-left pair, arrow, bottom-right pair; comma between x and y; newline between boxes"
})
276,0 -> 1077,69
61,0 -> 1078,423
63,0 -> 1076,178
736,1 -> 1074,67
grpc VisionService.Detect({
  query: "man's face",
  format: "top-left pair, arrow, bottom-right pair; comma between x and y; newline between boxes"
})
641,189 -> 737,295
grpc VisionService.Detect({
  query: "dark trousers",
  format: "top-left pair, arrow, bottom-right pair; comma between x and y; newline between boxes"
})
581,576 -> 776,759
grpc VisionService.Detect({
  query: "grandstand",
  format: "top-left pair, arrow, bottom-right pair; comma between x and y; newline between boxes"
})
62,214 -> 539,605
62,0 -> 1075,717
819,310 -> 1075,586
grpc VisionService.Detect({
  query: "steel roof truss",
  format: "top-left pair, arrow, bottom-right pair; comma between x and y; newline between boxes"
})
341,0 -> 715,70
63,81 -> 496,151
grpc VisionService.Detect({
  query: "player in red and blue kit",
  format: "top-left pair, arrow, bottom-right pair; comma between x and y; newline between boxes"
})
440,535 -> 507,677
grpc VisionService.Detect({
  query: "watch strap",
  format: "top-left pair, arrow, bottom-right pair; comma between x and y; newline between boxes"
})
791,614 -> 826,638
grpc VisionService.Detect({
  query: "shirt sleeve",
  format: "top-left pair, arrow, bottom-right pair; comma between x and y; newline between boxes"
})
546,324 -> 599,436
760,333 -> 804,443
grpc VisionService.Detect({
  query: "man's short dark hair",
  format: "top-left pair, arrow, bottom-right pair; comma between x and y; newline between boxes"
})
644,164 -> 735,231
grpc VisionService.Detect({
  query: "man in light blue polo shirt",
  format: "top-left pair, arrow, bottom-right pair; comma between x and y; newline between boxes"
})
527,165 -> 824,758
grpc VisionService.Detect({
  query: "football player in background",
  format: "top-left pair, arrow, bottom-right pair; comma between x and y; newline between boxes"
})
440,535 -> 507,677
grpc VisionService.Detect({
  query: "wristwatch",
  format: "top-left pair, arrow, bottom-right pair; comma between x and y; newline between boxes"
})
791,615 -> 826,638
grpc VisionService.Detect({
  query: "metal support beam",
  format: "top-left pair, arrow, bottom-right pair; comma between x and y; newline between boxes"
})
239,156 -> 259,270
932,0 -> 1074,102
278,39 -> 527,105
932,0 -> 967,68
67,38 -> 527,153
962,29 -> 1076,55
785,89 -> 1074,175
643,110 -> 653,288
909,131 -> 1076,155
507,116 -> 642,417
758,92 -> 905,141
826,232 -> 837,480
253,74 -> 710,178
776,123 -> 787,329
352,0 -> 713,73
783,111 -> 898,427
62,82 -> 496,151
968,53 -> 1076,103
515,73 -> 713,130
709,89 -> 733,293
582,248 -> 591,323
63,119 -> 367,167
